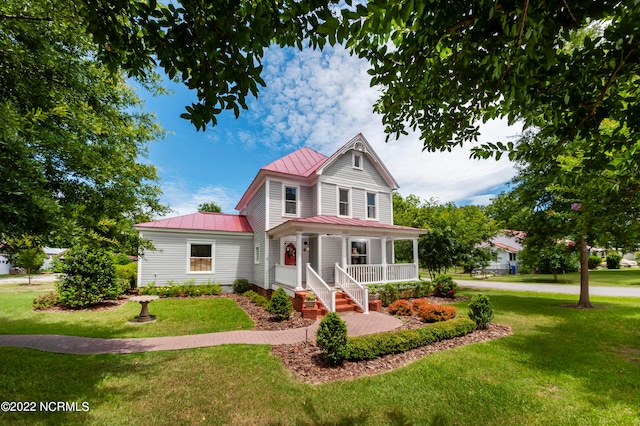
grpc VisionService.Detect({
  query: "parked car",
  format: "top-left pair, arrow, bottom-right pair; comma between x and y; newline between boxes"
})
620,259 -> 638,267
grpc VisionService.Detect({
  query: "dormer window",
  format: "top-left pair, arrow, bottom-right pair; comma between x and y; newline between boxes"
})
284,185 -> 298,216
352,152 -> 363,170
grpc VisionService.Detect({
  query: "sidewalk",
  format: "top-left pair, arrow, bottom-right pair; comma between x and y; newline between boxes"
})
0,311 -> 402,355
457,279 -> 640,298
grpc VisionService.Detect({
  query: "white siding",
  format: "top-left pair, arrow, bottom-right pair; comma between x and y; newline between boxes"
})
321,151 -> 389,190
245,184 -> 266,287
321,182 -> 337,216
378,192 -> 392,224
321,236 -> 342,283
352,188 -> 365,219
140,231 -> 253,289
268,180 -> 283,229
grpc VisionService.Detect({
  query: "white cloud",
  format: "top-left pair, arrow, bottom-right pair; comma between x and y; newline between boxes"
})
238,45 -> 522,205
161,179 -> 240,217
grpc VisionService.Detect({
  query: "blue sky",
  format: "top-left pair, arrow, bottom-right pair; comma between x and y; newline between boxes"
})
136,45 -> 522,217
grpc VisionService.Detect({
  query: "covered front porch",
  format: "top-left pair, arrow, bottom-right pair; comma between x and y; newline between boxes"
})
267,216 -> 427,312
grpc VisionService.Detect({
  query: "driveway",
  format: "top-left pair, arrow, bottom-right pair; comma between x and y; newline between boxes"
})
457,279 -> 640,298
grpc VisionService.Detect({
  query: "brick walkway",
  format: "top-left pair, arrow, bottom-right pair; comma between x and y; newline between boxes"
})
0,312 -> 402,355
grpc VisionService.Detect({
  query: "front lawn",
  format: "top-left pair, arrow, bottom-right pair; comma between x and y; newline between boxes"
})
1,290 -> 639,425
0,283 -> 253,338
448,268 -> 640,287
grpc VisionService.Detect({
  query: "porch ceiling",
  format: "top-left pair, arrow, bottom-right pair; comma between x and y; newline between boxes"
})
267,215 -> 428,239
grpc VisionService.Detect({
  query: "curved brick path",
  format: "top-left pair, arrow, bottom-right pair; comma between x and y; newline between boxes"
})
0,312 -> 402,355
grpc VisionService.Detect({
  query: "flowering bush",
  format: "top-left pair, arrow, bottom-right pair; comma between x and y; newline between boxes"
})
414,303 -> 457,323
432,274 -> 458,298
388,299 -> 412,316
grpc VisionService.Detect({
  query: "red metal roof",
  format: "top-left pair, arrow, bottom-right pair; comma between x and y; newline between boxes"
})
136,212 -> 253,233
284,216 -> 425,232
491,242 -> 519,253
261,147 -> 328,177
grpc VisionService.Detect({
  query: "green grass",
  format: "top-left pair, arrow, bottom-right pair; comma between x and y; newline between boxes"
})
0,283 -> 254,338
448,267 -> 640,287
1,289 -> 640,425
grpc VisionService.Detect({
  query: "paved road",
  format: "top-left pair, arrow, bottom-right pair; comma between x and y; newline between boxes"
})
0,274 -> 59,285
457,279 -> 640,298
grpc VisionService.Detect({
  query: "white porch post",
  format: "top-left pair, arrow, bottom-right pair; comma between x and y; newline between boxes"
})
412,238 -> 419,280
381,236 -> 388,283
296,231 -> 303,290
341,234 -> 348,268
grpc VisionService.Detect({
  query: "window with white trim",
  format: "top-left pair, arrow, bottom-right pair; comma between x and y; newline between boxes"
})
338,188 -> 350,217
254,245 -> 260,264
366,192 -> 377,219
353,152 -> 363,170
188,241 -> 215,273
351,241 -> 368,265
284,185 -> 298,216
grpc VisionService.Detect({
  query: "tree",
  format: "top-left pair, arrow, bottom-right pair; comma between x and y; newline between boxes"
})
1,0 -> 169,250
197,202 -> 222,213
6,236 -> 46,285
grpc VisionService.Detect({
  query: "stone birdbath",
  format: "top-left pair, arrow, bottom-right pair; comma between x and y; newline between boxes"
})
128,295 -> 159,323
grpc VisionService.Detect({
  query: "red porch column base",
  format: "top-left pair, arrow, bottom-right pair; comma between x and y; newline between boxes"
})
368,300 -> 382,312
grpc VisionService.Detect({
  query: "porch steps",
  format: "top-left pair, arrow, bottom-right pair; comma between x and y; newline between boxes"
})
316,291 -> 363,316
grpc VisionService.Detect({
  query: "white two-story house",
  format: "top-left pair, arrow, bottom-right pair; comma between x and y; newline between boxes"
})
135,134 -> 426,312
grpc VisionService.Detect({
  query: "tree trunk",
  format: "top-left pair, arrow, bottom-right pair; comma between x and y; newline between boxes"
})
577,238 -> 593,308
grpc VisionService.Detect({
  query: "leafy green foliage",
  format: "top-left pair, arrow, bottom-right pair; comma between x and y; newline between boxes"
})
115,263 -> 138,291
518,242 -> 579,281
112,253 -> 133,265
588,255 -> 604,270
56,247 -> 120,308
243,290 -> 270,310
606,253 -> 623,270
346,318 -> 475,361
468,294 -> 494,330
267,287 -> 293,321
316,312 -> 348,366
233,278 -> 251,294
432,275 -> 458,298
378,285 -> 399,307
138,281 -> 222,297
32,292 -> 59,311
369,281 -> 430,305
0,0 -> 168,248
198,202 -> 222,213
7,237 -> 46,285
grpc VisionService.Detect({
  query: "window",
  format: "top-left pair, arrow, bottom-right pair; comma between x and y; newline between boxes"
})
284,186 -> 298,215
338,188 -> 350,216
509,252 -> 517,262
188,242 -> 214,273
351,241 -> 367,265
254,245 -> 260,264
353,152 -> 363,169
366,192 -> 377,219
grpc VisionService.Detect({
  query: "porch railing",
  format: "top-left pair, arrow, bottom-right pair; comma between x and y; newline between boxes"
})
306,263 -> 335,312
335,263 -> 368,314
346,264 -> 383,284
274,264 -> 296,287
387,264 -> 418,282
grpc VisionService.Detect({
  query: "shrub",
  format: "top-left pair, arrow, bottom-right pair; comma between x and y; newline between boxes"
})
346,318 -> 476,361
388,299 -> 413,316
32,291 -> 59,310
606,252 -> 622,269
588,255 -> 603,270
56,246 -> 120,308
268,287 -> 293,321
316,312 -> 348,365
233,278 -> 252,294
379,285 -> 400,307
243,290 -> 271,309
111,253 -> 133,265
414,303 -> 457,323
138,281 -> 222,297
468,294 -> 494,329
432,274 -> 458,298
115,263 -> 137,291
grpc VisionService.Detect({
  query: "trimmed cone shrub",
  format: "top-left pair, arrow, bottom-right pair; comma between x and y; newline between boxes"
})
432,274 -> 458,298
468,294 -> 494,329
606,253 -> 622,269
316,312 -> 348,365
233,278 -> 251,294
388,299 -> 413,316
268,287 -> 293,321
588,255 -> 603,270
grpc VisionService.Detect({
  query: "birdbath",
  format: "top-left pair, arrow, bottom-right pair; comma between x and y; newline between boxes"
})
128,295 -> 159,323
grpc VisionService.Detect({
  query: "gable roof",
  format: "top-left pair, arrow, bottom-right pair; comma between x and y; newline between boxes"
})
135,212 -> 253,234
261,147 -> 328,177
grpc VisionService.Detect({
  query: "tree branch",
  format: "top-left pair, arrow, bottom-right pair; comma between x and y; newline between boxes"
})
0,14 -> 53,22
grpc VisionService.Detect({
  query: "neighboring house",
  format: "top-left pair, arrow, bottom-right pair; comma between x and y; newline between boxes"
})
135,134 -> 426,312
0,243 -> 12,275
42,247 -> 67,270
484,230 -> 524,275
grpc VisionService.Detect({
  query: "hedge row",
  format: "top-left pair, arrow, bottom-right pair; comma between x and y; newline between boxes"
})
243,290 -> 270,309
139,282 -> 222,297
346,317 -> 476,361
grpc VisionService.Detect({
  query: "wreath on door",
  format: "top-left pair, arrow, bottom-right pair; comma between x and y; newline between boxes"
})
285,243 -> 296,258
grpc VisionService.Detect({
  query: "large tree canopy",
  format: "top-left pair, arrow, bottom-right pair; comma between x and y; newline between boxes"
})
1,0 -> 168,251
